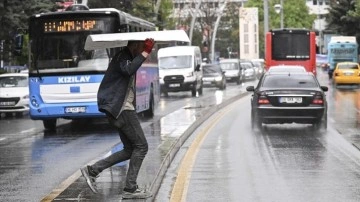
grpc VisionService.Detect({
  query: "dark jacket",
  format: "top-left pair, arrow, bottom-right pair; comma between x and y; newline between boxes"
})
97,47 -> 146,119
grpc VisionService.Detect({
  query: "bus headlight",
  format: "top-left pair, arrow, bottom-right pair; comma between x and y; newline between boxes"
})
31,98 -> 39,107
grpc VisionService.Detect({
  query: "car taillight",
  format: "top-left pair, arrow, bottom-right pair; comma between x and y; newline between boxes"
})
312,94 -> 324,105
334,72 -> 339,77
258,95 -> 270,104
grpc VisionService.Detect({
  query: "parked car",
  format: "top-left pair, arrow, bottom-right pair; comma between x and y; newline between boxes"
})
333,62 -> 360,87
0,73 -> 29,117
202,64 -> 226,90
219,59 -> 244,84
268,65 -> 307,73
246,71 -> 328,130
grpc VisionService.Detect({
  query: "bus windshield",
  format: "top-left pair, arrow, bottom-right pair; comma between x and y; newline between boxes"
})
29,15 -> 118,73
272,33 -> 310,60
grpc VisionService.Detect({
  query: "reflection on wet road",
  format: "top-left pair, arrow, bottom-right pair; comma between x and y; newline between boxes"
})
160,95 -> 360,202
0,82 -> 250,201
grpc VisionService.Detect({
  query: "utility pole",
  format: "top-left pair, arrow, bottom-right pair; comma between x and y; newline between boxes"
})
280,0 -> 284,29
263,0 -> 269,56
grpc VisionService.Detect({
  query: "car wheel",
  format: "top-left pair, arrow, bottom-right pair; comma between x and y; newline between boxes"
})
251,110 -> 262,130
314,115 -> 327,131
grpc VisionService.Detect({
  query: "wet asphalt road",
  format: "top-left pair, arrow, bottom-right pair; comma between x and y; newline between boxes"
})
2,68 -> 360,201
0,79 -> 254,201
158,95 -> 360,202
156,69 -> 360,202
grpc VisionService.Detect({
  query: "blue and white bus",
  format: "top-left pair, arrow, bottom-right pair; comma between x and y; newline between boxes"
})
28,7 -> 160,130
327,36 -> 358,78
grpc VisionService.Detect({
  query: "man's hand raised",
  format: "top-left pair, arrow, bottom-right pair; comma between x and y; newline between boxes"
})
144,38 -> 155,54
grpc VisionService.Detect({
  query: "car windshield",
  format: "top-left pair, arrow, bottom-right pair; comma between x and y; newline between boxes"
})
220,62 -> 239,70
337,63 -> 359,69
262,75 -> 317,88
203,65 -> 221,74
0,76 -> 28,88
159,55 -> 192,69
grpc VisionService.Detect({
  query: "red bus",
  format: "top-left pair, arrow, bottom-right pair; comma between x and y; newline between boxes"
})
265,28 -> 317,75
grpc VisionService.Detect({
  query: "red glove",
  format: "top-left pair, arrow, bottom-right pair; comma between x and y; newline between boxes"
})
144,38 -> 155,54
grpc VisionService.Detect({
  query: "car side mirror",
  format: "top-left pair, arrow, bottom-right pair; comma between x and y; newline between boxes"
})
246,86 -> 255,92
321,86 -> 328,92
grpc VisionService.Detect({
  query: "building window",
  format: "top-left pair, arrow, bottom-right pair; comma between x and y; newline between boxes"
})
313,0 -> 317,5
244,34 -> 249,43
255,44 -> 257,53
244,24 -> 248,33
254,34 -> 257,43
245,44 -> 249,54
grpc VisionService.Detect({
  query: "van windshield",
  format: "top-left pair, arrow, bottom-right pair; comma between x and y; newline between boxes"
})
159,55 -> 192,69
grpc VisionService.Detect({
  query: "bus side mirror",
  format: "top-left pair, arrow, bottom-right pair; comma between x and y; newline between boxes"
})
13,34 -> 23,56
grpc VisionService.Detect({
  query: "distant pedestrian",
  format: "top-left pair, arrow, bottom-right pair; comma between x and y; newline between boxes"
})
80,38 -> 155,199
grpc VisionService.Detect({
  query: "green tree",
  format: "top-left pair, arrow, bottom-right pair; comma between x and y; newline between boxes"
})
0,0 -> 54,66
326,0 -> 360,40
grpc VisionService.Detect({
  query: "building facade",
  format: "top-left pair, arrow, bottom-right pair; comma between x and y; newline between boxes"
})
239,7 -> 259,59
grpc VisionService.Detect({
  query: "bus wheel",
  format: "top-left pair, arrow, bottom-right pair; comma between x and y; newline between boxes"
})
143,89 -> 155,117
43,119 -> 57,131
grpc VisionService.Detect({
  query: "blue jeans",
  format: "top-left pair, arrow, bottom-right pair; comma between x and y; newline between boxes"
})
91,110 -> 148,192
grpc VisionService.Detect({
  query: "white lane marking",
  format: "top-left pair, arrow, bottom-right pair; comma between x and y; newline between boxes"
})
0,138 -> 6,142
20,128 -> 37,133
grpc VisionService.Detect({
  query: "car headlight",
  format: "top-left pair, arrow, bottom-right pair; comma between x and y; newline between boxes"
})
186,72 -> 194,77
215,76 -> 223,81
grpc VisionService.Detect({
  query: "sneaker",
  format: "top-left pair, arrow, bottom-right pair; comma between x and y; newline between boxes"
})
80,166 -> 98,193
122,187 -> 152,199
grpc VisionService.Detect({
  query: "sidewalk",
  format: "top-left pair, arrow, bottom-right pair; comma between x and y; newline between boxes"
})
49,89 -> 249,202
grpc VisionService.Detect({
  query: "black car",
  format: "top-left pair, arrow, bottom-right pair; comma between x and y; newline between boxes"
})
246,72 -> 328,130
202,64 -> 226,90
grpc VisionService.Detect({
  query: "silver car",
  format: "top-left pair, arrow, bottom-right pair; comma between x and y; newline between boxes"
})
0,73 -> 29,117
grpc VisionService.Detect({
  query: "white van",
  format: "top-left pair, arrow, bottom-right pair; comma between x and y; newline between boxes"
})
158,46 -> 203,96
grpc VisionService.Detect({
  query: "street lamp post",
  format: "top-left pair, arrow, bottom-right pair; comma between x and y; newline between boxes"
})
274,0 -> 284,29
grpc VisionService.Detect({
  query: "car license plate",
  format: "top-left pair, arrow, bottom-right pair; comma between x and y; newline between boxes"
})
65,106 -> 86,113
344,72 -> 353,76
279,97 -> 302,103
0,101 -> 16,106
203,81 -> 211,85
169,83 -> 180,87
